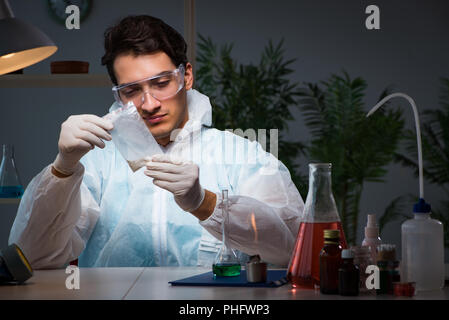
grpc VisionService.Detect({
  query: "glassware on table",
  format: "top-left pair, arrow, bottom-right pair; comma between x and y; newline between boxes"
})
319,229 -> 343,294
212,189 -> 241,277
287,163 -> 347,289
352,246 -> 374,294
0,144 -> 24,198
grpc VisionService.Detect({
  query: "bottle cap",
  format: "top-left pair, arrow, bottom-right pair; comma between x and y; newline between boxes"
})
341,249 -> 354,259
364,214 -> 379,239
377,244 -> 396,261
413,198 -> 431,213
323,229 -> 340,239
393,282 -> 416,297
367,214 -> 376,226
309,163 -> 332,170
352,245 -> 371,256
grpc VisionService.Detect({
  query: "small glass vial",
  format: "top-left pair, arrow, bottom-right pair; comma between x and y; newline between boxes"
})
376,244 -> 397,294
352,246 -> 374,294
319,229 -> 342,294
338,249 -> 360,296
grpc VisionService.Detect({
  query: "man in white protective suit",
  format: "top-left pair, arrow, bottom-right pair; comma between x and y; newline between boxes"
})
9,15 -> 305,269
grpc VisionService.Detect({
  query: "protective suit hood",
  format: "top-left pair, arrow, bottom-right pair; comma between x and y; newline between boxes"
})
170,89 -> 212,144
186,88 -> 213,127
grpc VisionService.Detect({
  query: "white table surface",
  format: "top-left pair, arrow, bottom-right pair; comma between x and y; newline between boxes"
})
0,267 -> 447,300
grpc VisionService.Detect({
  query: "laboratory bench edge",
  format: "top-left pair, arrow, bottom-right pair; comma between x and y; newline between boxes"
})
0,267 -> 447,300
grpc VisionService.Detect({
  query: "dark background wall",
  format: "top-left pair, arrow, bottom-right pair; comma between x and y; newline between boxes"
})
1,0 -> 448,260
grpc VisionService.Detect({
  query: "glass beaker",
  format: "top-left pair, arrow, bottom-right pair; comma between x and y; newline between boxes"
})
0,144 -> 24,198
287,163 -> 347,289
212,189 -> 241,277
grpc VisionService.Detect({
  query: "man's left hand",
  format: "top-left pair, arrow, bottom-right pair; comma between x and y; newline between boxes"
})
144,154 -> 205,212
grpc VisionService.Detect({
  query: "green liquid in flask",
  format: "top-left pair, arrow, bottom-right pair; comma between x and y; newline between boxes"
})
213,263 -> 241,277
213,189 -> 241,277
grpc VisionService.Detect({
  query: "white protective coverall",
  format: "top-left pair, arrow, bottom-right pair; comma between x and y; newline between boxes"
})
9,89 -> 304,269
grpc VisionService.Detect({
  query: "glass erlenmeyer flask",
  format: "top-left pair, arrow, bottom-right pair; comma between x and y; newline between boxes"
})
287,163 -> 347,288
212,189 -> 241,277
0,144 -> 24,198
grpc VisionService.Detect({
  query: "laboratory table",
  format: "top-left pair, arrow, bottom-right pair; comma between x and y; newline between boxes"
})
0,267 -> 448,300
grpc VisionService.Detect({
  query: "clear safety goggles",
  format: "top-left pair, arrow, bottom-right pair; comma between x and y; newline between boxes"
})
112,64 -> 185,107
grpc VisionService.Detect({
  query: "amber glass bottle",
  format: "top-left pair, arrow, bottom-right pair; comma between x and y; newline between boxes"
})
319,229 -> 343,294
338,249 -> 360,296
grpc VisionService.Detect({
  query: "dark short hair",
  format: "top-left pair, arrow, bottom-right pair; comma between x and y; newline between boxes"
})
101,15 -> 187,85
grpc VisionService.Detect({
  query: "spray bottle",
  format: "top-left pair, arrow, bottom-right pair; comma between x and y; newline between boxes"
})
361,214 -> 381,264
367,93 -> 445,291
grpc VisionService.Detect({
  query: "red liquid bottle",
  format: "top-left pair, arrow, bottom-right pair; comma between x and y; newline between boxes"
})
287,163 -> 347,289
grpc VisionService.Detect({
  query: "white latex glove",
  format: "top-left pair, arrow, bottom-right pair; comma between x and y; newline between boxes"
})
144,154 -> 206,212
53,115 -> 113,175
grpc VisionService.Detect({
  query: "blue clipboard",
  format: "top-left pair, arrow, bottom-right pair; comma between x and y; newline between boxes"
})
169,269 -> 288,288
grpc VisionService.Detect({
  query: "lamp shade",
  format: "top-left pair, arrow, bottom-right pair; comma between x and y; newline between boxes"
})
0,1 -> 57,75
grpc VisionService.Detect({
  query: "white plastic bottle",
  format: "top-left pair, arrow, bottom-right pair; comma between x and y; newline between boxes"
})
366,93 -> 445,292
361,214 -> 382,264
401,199 -> 445,291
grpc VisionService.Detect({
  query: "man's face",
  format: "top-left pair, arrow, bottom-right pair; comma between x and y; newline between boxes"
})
113,51 -> 193,146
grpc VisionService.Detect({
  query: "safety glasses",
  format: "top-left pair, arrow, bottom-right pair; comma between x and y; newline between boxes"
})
112,64 -> 185,107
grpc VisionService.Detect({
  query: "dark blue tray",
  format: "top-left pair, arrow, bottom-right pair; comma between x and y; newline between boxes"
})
169,269 -> 288,287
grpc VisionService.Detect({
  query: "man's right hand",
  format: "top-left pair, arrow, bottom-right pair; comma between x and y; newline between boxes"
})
52,115 -> 114,176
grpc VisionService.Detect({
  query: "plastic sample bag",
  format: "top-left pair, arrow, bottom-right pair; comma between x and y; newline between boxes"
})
104,102 -> 162,172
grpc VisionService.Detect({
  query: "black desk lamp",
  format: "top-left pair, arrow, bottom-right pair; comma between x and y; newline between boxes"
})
0,0 -> 57,75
